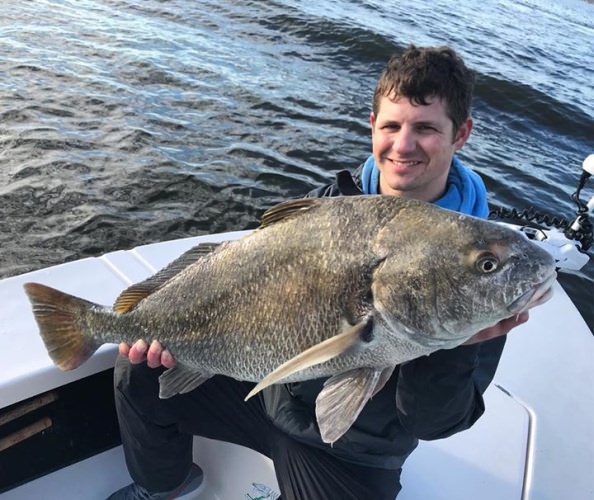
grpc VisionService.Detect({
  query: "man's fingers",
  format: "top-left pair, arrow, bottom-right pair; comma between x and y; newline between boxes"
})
128,339 -> 148,364
517,310 -> 530,323
503,311 -> 530,333
161,349 -> 176,369
119,342 -> 131,357
463,311 -> 531,345
147,340 -> 163,368
119,339 -> 174,368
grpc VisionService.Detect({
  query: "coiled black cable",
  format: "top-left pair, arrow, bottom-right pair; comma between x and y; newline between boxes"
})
488,203 -> 593,252
488,205 -> 569,229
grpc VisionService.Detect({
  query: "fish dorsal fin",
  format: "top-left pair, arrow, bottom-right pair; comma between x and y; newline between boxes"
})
113,242 -> 222,313
259,198 -> 323,229
244,316 -> 373,401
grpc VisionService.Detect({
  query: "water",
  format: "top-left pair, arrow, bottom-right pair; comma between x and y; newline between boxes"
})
0,0 -> 592,332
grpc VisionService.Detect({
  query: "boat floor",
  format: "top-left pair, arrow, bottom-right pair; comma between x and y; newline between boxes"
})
3,438 -> 281,500
2,384 -> 529,500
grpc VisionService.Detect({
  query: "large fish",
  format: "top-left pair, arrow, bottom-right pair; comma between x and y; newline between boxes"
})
24,195 -> 556,443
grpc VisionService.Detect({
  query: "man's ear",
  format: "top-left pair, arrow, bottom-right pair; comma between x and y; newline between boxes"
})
454,117 -> 473,149
369,112 -> 376,129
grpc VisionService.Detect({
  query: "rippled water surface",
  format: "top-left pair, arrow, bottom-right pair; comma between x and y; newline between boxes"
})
1,0 -> 593,331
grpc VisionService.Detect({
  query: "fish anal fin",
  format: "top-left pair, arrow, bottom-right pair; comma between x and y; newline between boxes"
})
158,364 -> 212,399
259,199 -> 323,229
316,367 -> 383,444
23,282 -> 100,371
245,317 -> 372,401
113,242 -> 222,313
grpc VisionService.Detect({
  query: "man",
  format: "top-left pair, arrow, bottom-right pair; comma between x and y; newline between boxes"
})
108,45 -> 528,500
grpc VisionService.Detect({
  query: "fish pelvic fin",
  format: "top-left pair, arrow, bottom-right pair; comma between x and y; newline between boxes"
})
113,242 -> 222,313
158,364 -> 212,399
244,317 -> 372,401
23,282 -> 100,371
316,367 -> 386,444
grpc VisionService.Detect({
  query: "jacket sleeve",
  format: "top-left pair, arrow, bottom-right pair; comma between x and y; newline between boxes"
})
305,167 -> 364,199
305,183 -> 340,198
394,336 -> 506,441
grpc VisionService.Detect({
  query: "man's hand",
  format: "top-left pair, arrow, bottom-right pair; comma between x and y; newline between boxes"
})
462,311 -> 530,345
119,340 -> 176,368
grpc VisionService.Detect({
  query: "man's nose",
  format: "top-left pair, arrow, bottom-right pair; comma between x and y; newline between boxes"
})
393,127 -> 416,154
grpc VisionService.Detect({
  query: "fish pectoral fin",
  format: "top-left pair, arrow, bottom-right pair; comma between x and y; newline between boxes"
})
315,367 -> 382,444
245,318 -> 372,401
113,242 -> 223,313
158,364 -> 212,399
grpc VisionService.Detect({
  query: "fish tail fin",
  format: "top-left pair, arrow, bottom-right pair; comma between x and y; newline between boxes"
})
23,282 -> 101,371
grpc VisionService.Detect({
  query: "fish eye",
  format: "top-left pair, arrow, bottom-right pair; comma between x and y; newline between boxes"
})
476,253 -> 499,273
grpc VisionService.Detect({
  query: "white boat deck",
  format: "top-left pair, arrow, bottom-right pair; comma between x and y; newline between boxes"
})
1,232 -> 592,499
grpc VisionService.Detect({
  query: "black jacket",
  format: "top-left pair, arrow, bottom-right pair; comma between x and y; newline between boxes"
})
262,167 -> 507,469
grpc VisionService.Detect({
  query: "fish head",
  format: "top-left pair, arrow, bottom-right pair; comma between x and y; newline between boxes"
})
372,202 -> 557,349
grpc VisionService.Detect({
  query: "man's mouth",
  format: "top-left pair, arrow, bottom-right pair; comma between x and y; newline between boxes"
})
386,158 -> 423,168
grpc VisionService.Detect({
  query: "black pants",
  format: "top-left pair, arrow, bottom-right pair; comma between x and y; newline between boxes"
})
114,356 -> 402,500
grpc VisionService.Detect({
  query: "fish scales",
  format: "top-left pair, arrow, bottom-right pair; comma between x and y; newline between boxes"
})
114,212 -> 381,378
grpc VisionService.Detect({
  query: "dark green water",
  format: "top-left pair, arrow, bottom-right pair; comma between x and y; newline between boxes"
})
1,0 -> 592,331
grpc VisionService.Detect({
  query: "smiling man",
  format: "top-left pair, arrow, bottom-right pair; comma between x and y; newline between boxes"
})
110,46 -> 528,500
312,46 -> 488,211
371,93 -> 471,200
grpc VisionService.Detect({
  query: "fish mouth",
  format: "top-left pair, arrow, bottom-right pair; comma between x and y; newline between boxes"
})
507,271 -> 557,314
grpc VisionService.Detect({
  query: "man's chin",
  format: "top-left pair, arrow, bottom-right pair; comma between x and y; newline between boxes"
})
379,177 -> 421,197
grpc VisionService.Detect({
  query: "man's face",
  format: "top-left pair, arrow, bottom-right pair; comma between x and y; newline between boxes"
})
370,95 -> 472,202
